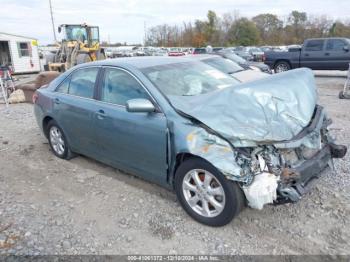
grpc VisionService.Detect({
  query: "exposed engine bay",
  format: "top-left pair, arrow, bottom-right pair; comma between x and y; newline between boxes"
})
235,109 -> 347,209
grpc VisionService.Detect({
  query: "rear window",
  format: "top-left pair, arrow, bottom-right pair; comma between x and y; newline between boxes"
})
326,39 -> 347,51
305,40 -> 324,51
55,67 -> 99,99
69,68 -> 99,98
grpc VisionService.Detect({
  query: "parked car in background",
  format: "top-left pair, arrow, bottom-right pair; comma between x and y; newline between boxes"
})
260,46 -> 272,52
212,47 -> 224,52
192,48 -> 207,55
168,48 -> 185,56
33,57 -> 346,226
187,54 -> 269,82
104,48 -> 114,58
247,47 -> 265,62
217,50 -> 272,73
234,46 -> 253,61
153,49 -> 168,56
265,38 -> 350,73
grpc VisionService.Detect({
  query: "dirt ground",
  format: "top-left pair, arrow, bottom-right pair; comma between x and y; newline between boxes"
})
0,76 -> 349,255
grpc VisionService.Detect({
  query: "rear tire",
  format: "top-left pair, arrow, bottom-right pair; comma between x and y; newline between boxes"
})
47,120 -> 75,160
274,61 -> 291,73
175,157 -> 245,227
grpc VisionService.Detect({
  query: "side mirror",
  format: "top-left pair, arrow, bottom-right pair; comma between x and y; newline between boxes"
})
344,46 -> 349,52
126,98 -> 155,113
58,26 -> 61,33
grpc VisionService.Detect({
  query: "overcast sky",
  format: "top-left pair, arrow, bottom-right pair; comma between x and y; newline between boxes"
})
1,0 -> 349,44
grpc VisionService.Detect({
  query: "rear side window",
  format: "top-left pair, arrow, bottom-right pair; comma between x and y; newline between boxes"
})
305,40 -> 324,51
56,77 -> 70,93
68,68 -> 99,98
326,39 -> 347,51
100,68 -> 149,106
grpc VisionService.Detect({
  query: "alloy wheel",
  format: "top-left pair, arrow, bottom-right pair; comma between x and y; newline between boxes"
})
275,63 -> 289,73
182,169 -> 226,218
49,126 -> 65,155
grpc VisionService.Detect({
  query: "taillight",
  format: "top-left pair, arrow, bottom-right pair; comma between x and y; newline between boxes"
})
32,92 -> 38,104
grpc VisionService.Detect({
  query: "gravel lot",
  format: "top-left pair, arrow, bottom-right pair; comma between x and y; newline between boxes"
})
0,76 -> 349,255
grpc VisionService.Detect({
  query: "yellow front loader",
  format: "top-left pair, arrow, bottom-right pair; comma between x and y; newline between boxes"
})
47,24 -> 106,72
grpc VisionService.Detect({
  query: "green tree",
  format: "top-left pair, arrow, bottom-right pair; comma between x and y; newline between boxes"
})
205,10 -> 219,45
228,18 -> 260,46
288,10 -> 307,43
252,13 -> 283,45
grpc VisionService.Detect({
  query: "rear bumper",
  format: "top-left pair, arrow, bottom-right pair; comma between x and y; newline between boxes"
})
276,143 -> 347,203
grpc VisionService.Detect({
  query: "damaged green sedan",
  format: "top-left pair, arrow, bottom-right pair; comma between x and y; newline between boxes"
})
33,57 -> 347,226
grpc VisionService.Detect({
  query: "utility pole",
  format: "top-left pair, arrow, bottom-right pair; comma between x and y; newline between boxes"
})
144,21 -> 147,46
49,0 -> 57,42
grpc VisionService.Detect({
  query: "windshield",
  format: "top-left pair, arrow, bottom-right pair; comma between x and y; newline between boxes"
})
202,57 -> 244,74
141,61 -> 240,96
65,26 -> 88,42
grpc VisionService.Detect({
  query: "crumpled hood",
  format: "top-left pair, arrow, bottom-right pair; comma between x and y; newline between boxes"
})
169,68 -> 317,146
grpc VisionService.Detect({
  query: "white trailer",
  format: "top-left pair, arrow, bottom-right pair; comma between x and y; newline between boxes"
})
0,32 -> 40,74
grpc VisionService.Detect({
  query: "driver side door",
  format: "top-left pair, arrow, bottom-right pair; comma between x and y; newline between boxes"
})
93,67 -> 169,185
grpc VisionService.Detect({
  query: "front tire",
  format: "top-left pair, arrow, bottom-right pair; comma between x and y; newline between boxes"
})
47,120 -> 74,159
175,158 -> 245,227
274,61 -> 291,73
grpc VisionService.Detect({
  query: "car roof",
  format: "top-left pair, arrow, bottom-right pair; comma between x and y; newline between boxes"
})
75,56 -> 193,69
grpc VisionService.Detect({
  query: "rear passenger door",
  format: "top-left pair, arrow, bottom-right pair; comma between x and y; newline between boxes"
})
325,39 -> 350,70
300,39 -> 325,69
53,67 -> 101,155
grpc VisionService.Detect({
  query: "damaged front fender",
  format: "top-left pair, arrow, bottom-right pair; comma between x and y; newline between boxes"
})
184,128 -> 255,184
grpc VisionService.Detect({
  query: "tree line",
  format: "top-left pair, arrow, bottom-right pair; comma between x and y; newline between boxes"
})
144,10 -> 350,47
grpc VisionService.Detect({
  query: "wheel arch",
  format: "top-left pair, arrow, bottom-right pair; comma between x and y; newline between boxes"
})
42,115 -> 54,139
172,152 -> 215,189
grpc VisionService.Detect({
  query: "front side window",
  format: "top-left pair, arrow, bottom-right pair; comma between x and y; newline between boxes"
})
18,42 -> 31,57
100,68 -> 149,106
68,67 -> 99,98
326,39 -> 347,51
305,40 -> 324,51
142,61 -> 240,96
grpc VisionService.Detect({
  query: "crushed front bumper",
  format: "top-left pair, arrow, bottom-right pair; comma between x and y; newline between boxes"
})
276,143 -> 347,203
